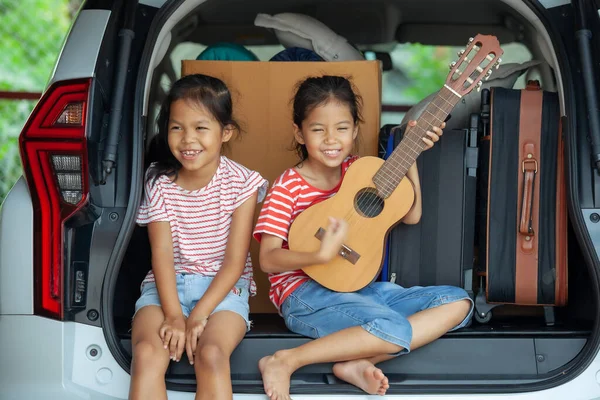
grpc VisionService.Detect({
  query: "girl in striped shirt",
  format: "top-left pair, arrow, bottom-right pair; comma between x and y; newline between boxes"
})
129,74 -> 267,400
253,75 -> 473,399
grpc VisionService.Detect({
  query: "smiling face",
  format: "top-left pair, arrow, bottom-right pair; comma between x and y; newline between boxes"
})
294,99 -> 358,170
167,98 -> 232,176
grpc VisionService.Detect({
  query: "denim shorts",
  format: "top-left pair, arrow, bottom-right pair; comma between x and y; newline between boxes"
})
281,280 -> 473,356
134,274 -> 251,331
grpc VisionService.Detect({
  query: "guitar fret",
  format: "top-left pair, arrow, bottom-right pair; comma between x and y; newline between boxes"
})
406,146 -> 419,157
430,102 -> 450,117
379,167 -> 401,183
438,94 -> 454,107
381,163 -> 406,181
378,168 -> 398,183
429,102 -> 445,114
405,135 -> 420,149
424,109 -> 439,120
397,150 -> 412,168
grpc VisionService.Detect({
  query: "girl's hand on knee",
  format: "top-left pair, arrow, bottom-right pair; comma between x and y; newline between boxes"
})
159,315 -> 186,362
185,316 -> 209,365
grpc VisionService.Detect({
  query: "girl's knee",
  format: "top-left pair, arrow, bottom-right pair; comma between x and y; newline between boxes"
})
132,340 -> 169,369
195,343 -> 228,370
445,298 -> 473,328
456,298 -> 473,315
436,287 -> 472,322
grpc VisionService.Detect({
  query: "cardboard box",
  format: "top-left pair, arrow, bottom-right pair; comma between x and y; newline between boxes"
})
182,60 -> 382,313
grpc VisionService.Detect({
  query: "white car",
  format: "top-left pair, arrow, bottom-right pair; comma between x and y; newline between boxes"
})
2,0 -> 600,399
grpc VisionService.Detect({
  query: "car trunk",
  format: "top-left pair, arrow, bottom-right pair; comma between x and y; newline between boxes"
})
105,0 -> 600,395
114,227 -> 593,394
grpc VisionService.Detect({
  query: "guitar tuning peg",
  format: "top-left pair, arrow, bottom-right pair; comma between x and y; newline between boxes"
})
449,61 -> 457,70
468,37 -> 474,43
476,81 -> 483,92
495,58 -> 502,69
457,49 -> 466,57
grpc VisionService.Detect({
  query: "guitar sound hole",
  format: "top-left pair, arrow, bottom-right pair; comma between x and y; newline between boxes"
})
355,188 -> 384,218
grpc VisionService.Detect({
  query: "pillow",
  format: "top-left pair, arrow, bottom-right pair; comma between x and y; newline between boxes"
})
254,13 -> 364,61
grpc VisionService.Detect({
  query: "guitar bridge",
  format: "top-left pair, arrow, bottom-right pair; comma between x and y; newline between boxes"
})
314,228 -> 361,264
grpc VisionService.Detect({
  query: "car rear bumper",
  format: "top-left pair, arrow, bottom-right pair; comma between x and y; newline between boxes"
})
1,315 -> 600,399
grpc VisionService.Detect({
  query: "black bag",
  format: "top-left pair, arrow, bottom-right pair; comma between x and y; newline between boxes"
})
379,116 -> 478,293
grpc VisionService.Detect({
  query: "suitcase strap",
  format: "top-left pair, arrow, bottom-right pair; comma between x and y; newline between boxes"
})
520,152 -> 537,236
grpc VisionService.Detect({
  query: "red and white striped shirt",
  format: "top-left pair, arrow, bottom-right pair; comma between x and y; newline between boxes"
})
253,156 -> 358,310
137,156 -> 267,294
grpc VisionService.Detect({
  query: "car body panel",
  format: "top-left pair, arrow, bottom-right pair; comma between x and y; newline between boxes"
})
0,178 -> 34,314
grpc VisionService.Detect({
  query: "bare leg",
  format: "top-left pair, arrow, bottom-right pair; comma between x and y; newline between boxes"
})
129,306 -> 171,400
193,311 -> 246,400
332,299 -> 472,395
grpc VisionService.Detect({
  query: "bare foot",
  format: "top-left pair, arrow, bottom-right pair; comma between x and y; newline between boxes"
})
333,359 -> 390,396
259,353 -> 294,400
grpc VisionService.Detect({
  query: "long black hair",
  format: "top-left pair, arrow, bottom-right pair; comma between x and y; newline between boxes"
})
146,74 -> 240,185
291,75 -> 363,161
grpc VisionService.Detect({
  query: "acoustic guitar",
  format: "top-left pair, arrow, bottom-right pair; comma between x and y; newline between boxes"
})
288,34 -> 503,292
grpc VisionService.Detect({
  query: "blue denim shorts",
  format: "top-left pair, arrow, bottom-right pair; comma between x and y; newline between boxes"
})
281,280 -> 473,355
134,274 -> 251,331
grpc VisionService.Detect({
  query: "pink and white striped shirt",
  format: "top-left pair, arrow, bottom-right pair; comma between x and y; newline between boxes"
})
137,156 -> 267,294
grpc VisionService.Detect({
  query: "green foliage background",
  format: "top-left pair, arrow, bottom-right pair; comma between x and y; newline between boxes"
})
0,0 -> 81,203
400,45 -> 454,102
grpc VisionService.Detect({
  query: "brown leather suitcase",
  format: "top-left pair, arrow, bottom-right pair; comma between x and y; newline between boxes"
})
475,81 -> 568,323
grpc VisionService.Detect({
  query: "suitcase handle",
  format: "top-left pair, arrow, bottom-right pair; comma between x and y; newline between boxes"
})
519,157 -> 538,236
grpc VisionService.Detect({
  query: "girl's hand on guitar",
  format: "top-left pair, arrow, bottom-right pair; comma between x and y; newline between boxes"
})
406,119 -> 446,150
317,217 -> 349,263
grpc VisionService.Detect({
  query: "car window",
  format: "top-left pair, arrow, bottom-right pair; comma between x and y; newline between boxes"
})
378,42 -> 534,126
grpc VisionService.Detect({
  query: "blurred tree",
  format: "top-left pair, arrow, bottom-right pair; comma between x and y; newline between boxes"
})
400,44 -> 454,102
0,0 -> 82,203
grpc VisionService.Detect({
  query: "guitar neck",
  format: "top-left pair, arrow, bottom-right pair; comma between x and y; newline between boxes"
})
373,86 -> 461,197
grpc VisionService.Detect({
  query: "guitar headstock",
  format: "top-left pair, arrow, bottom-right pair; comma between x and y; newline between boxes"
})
446,34 -> 504,96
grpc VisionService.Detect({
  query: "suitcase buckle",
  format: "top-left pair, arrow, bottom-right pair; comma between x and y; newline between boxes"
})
522,159 -> 538,173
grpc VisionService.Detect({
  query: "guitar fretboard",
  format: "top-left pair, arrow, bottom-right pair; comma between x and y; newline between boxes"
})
373,86 -> 461,197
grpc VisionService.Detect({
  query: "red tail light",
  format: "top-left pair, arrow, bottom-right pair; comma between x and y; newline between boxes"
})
19,79 -> 91,320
